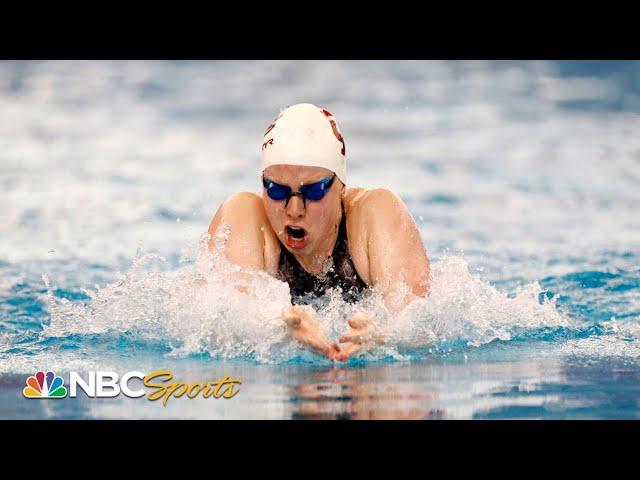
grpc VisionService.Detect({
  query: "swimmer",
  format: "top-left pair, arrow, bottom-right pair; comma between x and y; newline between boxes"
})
208,103 -> 430,361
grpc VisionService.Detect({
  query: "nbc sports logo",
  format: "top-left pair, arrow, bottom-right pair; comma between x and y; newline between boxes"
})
23,371 -> 67,399
20,369 -> 241,404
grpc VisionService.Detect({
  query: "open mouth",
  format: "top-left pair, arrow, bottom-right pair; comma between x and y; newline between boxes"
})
286,225 -> 307,240
283,225 -> 309,250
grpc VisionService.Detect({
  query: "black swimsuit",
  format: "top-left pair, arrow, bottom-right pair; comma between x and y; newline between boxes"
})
277,203 -> 368,305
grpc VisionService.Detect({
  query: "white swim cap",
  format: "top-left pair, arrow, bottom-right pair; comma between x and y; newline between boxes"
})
261,103 -> 347,184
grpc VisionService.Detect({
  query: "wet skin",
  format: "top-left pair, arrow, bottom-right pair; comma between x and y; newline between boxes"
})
208,164 -> 430,361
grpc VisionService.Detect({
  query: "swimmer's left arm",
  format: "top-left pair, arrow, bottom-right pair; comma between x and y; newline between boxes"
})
335,188 -> 430,361
365,188 -> 430,310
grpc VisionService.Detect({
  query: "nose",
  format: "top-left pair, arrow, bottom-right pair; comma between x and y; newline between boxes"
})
285,194 -> 306,218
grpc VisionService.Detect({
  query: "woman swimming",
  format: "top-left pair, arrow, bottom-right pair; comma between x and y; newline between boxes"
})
208,103 -> 430,361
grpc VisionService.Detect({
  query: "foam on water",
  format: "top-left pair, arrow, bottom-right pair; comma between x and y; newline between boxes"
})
15,224 -> 575,371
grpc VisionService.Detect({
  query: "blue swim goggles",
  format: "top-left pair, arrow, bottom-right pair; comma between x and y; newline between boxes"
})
262,172 -> 336,207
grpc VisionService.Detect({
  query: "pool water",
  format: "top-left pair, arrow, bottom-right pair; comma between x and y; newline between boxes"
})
1,60 -> 639,419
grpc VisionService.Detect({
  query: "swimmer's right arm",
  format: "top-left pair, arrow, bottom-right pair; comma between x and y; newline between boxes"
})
207,193 -> 337,359
208,192 -> 269,273
207,191 -> 281,293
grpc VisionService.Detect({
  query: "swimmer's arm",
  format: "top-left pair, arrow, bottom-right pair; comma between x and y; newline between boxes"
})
335,189 -> 430,360
208,194 -> 335,359
365,188 -> 430,313
207,192 -> 273,292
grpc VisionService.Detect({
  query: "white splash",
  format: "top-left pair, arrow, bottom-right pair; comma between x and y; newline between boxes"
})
41,230 -> 571,363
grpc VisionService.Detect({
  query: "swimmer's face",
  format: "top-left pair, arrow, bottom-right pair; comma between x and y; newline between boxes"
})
262,164 -> 345,256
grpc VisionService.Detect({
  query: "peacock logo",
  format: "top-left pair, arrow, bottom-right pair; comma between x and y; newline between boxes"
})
23,371 -> 67,399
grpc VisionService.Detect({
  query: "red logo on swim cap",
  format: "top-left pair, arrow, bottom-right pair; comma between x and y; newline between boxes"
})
263,112 -> 281,149
321,109 -> 346,156
263,109 -> 286,137
264,122 -> 276,137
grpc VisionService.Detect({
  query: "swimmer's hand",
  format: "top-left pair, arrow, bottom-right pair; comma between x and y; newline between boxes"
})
282,305 -> 340,360
334,313 -> 383,362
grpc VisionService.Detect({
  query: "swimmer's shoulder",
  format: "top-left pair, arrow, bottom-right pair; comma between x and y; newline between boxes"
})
343,187 -> 409,284
208,191 -> 281,276
342,188 -> 366,239
341,187 -> 382,283
343,187 -> 402,225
